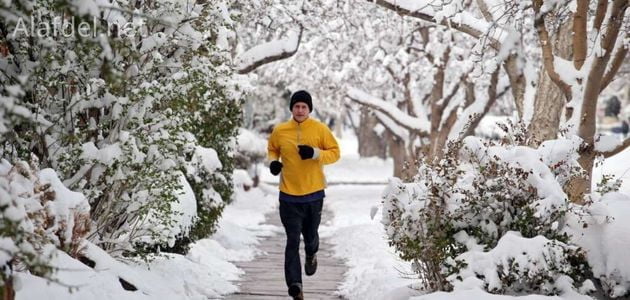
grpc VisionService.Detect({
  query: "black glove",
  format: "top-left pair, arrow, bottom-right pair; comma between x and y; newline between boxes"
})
269,160 -> 283,176
298,145 -> 314,160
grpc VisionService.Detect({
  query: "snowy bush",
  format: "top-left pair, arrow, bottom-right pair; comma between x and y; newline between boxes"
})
383,136 -> 591,295
0,158 -> 90,288
234,128 -> 268,187
235,128 -> 267,168
0,0 -> 243,258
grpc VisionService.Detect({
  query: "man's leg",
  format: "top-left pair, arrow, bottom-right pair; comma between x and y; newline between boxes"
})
279,200 -> 304,289
302,199 -> 323,257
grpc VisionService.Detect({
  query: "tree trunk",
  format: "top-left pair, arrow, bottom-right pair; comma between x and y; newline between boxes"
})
2,275 -> 15,300
527,70 -> 567,144
428,51 -> 447,160
528,19 -> 573,145
504,54 -> 526,118
388,133 -> 414,180
357,107 -> 387,158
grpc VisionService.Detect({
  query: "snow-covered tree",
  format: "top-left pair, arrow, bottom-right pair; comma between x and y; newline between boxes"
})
233,0 -> 360,133
364,1 -> 629,296
368,0 -> 630,197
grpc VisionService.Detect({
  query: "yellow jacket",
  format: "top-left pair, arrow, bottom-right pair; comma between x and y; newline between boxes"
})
268,117 -> 340,196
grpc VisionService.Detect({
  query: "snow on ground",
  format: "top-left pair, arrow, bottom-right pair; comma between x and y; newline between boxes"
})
323,184 -> 421,300
15,179 -> 278,300
410,289 -> 567,300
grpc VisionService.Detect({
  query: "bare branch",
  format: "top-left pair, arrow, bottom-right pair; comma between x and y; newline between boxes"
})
421,92 -> 431,106
476,0 -> 494,22
385,65 -> 400,82
460,67 -> 502,138
430,48 -> 449,134
503,54 -> 525,117
593,0 -> 609,32
403,72 -> 416,117
573,0 -> 588,69
600,0 -> 628,54
439,73 -> 468,112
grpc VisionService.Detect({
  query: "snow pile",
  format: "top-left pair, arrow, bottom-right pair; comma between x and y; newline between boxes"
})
448,231 -> 589,295
16,239 -> 237,300
139,172 -> 198,247
567,192 -> 630,297
192,146 -> 223,174
411,287 -> 586,300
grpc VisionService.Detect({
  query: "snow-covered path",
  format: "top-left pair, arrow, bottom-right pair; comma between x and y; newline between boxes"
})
226,206 -> 346,299
224,182 -> 419,300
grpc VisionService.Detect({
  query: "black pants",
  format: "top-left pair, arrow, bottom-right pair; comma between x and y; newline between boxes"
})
279,199 -> 323,288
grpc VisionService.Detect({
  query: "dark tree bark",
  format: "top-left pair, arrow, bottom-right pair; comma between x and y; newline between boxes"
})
357,107 -> 387,159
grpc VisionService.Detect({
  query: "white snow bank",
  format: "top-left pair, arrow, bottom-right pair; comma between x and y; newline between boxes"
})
324,185 -> 419,300
568,192 -> 630,297
448,231 -> 586,295
192,145 -> 222,173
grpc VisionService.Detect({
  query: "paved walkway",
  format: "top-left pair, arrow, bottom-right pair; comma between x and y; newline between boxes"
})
226,208 -> 346,299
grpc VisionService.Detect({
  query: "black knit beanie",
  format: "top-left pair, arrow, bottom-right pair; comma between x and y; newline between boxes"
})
289,90 -> 313,112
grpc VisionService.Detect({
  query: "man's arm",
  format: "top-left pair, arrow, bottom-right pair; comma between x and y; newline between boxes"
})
317,126 -> 340,165
267,128 -> 280,161
267,128 -> 283,176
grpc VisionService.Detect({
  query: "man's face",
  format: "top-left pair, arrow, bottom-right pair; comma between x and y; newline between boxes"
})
291,102 -> 310,123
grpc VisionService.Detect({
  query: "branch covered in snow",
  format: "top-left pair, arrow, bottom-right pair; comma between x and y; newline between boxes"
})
598,137 -> 630,158
368,0 -> 505,49
532,0 -> 571,97
236,26 -> 304,74
373,111 -> 409,143
346,87 -> 429,134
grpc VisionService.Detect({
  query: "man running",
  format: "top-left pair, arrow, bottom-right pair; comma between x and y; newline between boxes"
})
267,90 -> 340,300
